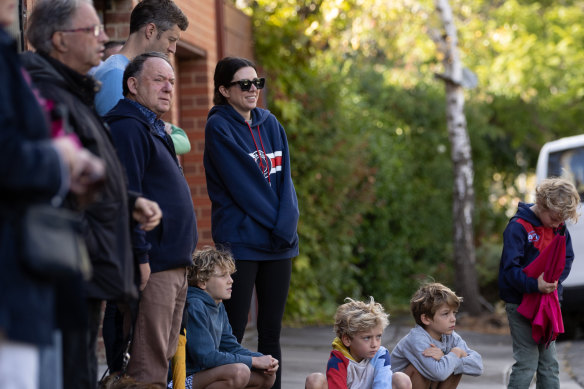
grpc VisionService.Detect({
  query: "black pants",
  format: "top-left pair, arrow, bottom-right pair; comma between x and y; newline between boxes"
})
223,259 -> 292,389
61,298 -> 102,389
102,300 -> 125,372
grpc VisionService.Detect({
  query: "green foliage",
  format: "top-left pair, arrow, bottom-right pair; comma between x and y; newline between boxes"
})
238,0 -> 584,323
350,67 -> 456,310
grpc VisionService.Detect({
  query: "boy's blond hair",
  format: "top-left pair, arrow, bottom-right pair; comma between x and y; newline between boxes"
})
334,297 -> 389,339
410,283 -> 462,327
535,177 -> 580,223
188,246 -> 236,287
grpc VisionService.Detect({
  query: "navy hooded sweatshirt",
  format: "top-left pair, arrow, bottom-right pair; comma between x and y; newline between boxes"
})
204,105 -> 299,261
185,287 -> 261,376
498,202 -> 574,304
104,99 -> 197,272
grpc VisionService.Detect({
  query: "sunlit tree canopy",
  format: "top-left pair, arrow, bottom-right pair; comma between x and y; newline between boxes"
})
234,0 -> 584,321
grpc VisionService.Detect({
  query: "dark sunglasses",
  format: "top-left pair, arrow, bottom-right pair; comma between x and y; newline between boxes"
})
229,77 -> 266,91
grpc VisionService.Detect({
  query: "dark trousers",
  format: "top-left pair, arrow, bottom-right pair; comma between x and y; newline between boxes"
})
103,300 -> 125,372
62,299 -> 102,389
223,259 -> 292,389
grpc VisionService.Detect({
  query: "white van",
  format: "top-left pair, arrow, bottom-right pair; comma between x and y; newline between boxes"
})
536,134 -> 584,338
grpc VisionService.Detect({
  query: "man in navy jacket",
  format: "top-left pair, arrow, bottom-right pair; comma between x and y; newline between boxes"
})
104,51 -> 198,386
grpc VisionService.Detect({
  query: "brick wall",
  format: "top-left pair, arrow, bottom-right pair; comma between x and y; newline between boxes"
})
223,1 -> 254,60
99,0 -> 136,40
178,58 -> 214,244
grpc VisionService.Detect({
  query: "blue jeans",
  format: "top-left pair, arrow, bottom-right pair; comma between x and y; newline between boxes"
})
39,331 -> 62,389
506,303 -> 559,389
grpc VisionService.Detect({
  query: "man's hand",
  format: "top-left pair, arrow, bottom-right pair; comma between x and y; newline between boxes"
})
139,262 -> 151,291
53,138 -> 105,201
164,122 -> 173,135
70,149 -> 106,194
450,347 -> 468,359
422,344 -> 445,361
537,273 -> 558,294
133,197 -> 162,231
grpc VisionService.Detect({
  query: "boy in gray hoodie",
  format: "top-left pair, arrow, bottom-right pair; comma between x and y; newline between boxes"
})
390,283 -> 483,388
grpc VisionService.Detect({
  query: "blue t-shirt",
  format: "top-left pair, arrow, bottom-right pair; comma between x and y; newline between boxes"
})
93,54 -> 130,116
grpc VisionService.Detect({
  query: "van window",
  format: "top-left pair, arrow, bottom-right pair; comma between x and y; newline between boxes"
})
548,147 -> 584,201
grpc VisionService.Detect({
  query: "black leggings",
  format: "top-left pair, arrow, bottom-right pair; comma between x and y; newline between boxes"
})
223,258 -> 292,389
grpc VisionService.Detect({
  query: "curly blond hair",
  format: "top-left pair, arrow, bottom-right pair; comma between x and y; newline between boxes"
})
188,246 -> 236,287
334,297 -> 389,339
410,283 -> 462,327
535,177 -> 580,223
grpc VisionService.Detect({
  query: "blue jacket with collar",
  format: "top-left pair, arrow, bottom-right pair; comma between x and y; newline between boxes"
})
104,99 -> 197,272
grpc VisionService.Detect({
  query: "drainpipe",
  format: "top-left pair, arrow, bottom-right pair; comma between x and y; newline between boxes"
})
215,0 -> 224,60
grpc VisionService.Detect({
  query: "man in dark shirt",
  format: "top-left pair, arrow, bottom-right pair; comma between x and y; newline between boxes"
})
104,52 -> 198,387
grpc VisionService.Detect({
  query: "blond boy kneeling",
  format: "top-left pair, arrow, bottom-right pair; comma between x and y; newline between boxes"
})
305,297 -> 411,389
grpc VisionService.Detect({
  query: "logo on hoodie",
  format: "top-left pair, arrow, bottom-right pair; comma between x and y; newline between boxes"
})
527,230 -> 540,242
249,150 -> 283,178
249,150 -> 272,179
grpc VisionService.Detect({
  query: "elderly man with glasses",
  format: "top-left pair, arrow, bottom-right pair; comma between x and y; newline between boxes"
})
21,1 -> 162,388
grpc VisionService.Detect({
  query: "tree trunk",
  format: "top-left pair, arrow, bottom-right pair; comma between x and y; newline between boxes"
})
434,0 -> 482,315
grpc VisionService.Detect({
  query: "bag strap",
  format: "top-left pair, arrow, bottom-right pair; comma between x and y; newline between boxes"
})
98,299 -> 139,387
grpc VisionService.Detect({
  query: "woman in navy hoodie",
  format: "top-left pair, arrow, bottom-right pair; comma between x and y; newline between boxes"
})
204,57 -> 299,389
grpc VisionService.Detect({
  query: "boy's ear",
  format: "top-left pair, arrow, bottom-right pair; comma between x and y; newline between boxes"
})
197,280 -> 206,290
420,313 -> 433,326
341,333 -> 352,348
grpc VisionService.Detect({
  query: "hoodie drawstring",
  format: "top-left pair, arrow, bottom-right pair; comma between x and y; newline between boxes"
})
246,122 -> 271,184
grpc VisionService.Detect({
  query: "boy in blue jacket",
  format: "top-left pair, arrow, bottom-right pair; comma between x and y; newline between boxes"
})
390,283 -> 483,388
173,247 -> 278,389
498,177 -> 580,388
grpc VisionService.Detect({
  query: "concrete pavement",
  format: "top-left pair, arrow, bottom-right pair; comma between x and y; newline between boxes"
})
242,321 -> 584,389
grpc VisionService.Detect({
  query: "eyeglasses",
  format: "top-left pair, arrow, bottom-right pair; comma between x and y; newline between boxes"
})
229,77 -> 266,91
58,24 -> 105,38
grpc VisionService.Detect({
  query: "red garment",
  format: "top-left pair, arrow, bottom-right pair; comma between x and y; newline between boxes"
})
327,350 -> 350,389
517,232 -> 565,347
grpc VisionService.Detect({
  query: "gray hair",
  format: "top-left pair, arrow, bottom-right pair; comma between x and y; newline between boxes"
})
27,0 -> 93,54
